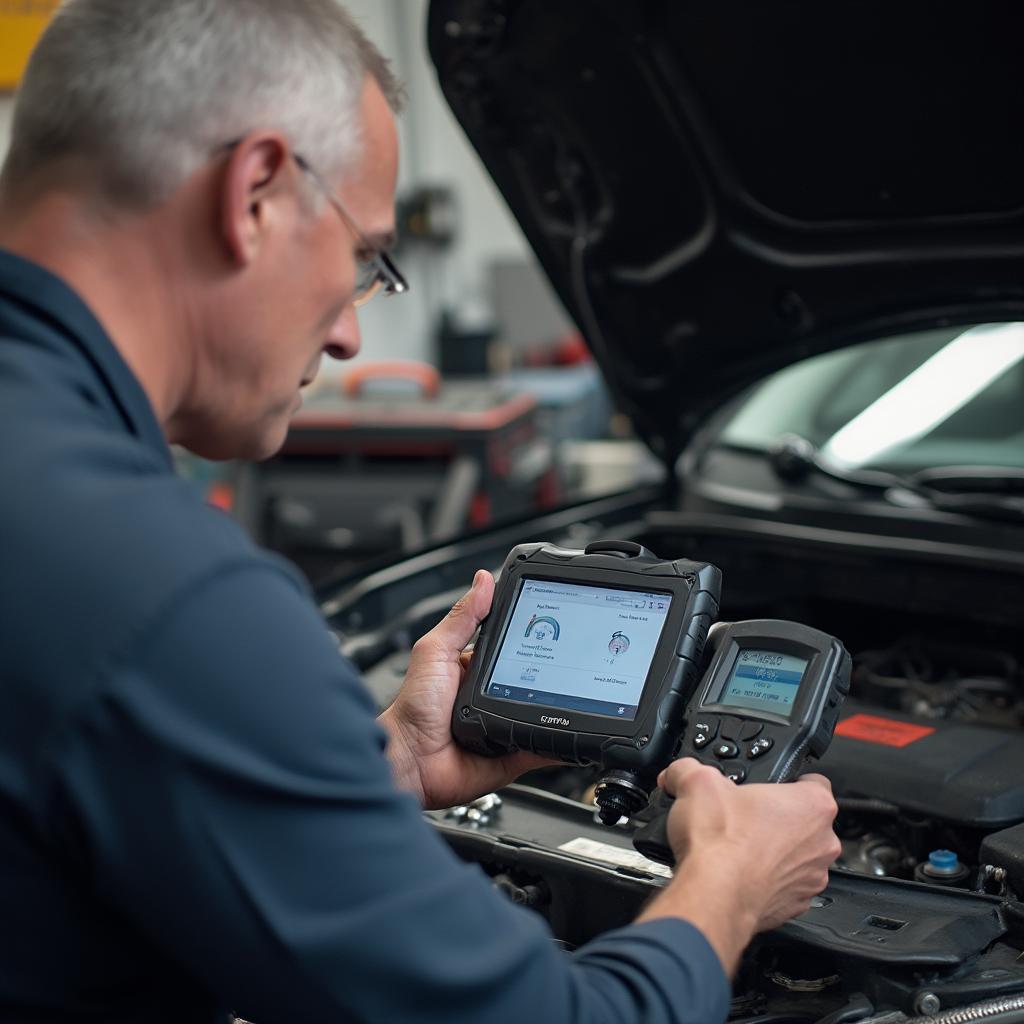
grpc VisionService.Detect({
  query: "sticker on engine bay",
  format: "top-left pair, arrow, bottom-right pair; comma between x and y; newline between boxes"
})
835,713 -> 936,748
558,837 -> 673,879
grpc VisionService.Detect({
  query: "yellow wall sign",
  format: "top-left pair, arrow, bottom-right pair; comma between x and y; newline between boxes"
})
0,2 -> 60,91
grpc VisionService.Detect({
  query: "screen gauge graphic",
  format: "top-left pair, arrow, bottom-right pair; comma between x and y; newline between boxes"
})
525,614 -> 561,641
608,632 -> 630,657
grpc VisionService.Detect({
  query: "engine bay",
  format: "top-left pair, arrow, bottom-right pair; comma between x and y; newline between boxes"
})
334,503 -> 1024,1023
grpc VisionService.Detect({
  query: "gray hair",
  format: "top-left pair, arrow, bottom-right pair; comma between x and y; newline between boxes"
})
1,0 -> 404,207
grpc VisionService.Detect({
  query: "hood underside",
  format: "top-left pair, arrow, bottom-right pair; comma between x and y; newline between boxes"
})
428,0 -> 1024,462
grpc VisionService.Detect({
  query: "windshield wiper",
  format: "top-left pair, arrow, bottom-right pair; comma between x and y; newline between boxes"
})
908,466 -> 1024,521
763,435 -> 1024,523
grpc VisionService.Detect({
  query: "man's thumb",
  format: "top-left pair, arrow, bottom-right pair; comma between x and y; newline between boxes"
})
430,570 -> 494,656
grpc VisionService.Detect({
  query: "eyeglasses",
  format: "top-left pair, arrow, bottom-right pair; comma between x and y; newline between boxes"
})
291,152 -> 408,308
216,139 -> 408,309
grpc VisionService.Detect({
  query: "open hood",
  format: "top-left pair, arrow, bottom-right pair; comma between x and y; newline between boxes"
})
428,0 -> 1024,464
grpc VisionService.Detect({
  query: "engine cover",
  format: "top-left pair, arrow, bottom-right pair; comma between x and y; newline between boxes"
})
818,701 -> 1024,827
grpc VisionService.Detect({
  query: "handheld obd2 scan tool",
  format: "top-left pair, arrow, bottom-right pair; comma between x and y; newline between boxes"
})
632,618 -> 851,864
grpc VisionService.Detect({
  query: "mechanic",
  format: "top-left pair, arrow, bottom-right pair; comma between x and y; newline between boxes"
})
0,1 -> 841,1021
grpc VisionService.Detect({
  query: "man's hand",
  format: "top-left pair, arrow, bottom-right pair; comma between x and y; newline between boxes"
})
378,570 -> 556,810
638,759 -> 841,975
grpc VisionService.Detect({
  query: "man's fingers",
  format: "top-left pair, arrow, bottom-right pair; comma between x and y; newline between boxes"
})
465,569 -> 494,620
502,750 -> 561,777
793,772 -> 833,792
413,570 -> 494,661
792,773 -> 840,820
659,757 -> 720,797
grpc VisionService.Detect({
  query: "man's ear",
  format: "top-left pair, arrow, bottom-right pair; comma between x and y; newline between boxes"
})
217,134 -> 292,267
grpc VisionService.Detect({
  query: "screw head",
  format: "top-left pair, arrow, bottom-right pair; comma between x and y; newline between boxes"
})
914,992 -> 941,1016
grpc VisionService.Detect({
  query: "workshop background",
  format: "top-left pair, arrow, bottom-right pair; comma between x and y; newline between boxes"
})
0,0 -> 660,586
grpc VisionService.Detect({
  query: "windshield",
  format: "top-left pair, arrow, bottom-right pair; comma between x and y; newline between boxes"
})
719,323 -> 1024,472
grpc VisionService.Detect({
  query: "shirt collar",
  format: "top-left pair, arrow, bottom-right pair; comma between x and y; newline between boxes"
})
0,248 -> 172,467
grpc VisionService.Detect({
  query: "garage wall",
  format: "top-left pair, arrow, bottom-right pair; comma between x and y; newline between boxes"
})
0,97 -> 13,159
0,1 -> 535,371
340,0 -> 534,370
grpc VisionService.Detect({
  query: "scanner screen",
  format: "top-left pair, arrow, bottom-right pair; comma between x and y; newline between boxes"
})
719,649 -> 808,717
484,578 -> 673,721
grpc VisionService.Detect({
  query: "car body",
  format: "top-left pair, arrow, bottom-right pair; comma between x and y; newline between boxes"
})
318,3 -> 1024,1020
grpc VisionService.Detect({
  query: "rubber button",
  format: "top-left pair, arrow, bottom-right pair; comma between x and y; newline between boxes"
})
738,720 -> 764,741
693,730 -> 713,750
724,765 -> 747,783
693,718 -> 718,739
713,739 -> 739,759
748,737 -> 774,759
718,716 -> 744,741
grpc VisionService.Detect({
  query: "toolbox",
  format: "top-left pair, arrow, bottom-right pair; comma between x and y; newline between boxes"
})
233,362 -> 556,582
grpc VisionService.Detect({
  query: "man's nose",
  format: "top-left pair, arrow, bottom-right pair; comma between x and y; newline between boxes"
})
324,303 -> 362,362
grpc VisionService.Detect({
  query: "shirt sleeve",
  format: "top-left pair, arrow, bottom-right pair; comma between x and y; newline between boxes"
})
40,560 -> 730,1024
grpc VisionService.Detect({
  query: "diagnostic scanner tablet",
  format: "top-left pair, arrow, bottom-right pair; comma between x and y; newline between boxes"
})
452,540 -> 721,824
632,618 -> 851,864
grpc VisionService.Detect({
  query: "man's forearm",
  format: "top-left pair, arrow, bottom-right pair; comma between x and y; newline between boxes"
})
637,857 -> 758,977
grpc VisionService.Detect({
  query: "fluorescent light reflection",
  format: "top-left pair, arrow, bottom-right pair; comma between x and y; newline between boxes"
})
822,323 -> 1024,469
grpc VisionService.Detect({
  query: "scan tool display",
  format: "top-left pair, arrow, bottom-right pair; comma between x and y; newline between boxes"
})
484,579 -> 673,720
718,649 -> 809,718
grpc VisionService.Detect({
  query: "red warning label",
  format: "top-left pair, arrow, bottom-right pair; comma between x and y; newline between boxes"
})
835,713 -> 936,748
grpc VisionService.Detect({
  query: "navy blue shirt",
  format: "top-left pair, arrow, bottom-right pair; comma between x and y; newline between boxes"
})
0,248 -> 730,1024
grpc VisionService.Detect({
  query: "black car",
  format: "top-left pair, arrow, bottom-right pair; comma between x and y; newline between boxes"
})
318,4 -> 1024,1021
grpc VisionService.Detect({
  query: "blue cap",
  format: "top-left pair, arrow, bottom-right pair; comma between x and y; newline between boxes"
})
928,849 -> 960,873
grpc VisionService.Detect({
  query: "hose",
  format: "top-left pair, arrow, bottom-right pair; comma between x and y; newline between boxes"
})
905,995 -> 1024,1024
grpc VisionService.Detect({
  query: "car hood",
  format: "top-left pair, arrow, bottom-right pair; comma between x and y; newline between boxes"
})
427,0 -> 1024,464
